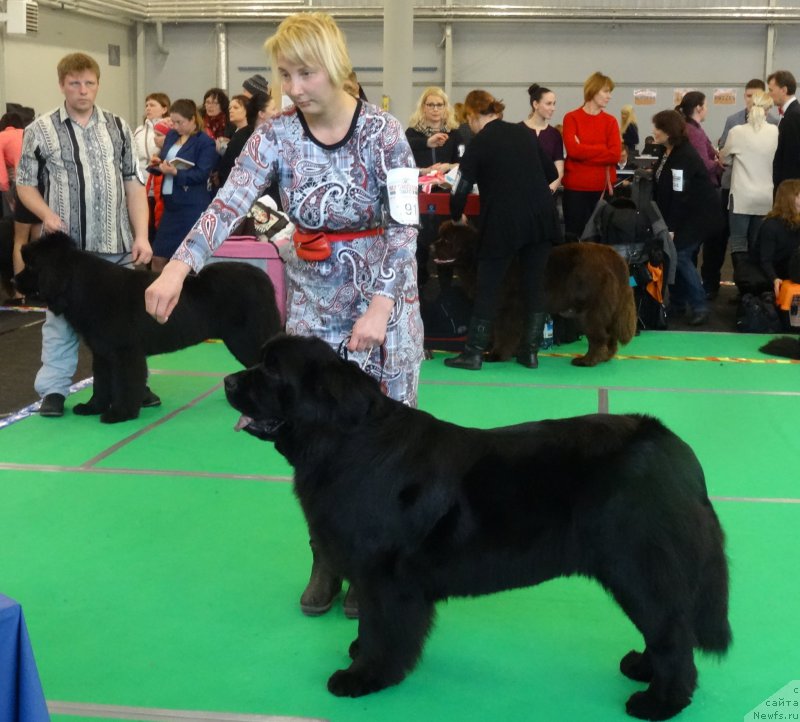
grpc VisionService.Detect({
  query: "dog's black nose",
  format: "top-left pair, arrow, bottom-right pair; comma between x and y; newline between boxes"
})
223,374 -> 238,393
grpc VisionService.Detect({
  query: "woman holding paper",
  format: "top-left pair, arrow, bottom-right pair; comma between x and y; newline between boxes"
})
151,98 -> 218,271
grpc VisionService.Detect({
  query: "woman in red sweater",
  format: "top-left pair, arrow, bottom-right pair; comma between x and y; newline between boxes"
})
562,71 -> 623,237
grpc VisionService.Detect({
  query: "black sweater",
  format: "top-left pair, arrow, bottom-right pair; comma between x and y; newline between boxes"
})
752,216 -> 800,281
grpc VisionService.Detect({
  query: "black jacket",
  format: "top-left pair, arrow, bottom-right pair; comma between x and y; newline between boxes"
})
450,118 -> 559,257
405,127 -> 465,169
652,139 -> 722,248
773,98 -> 800,187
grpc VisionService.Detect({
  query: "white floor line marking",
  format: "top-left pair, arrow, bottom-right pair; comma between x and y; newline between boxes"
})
422,379 -> 800,396
3,463 -> 798,504
47,700 -> 326,722
711,495 -> 800,505
0,461 -> 291,482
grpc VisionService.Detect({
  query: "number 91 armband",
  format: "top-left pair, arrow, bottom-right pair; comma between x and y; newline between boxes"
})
386,167 -> 420,225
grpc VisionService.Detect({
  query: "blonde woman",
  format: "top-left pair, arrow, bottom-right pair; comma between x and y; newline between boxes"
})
620,104 -> 639,156
721,91 -> 778,256
406,86 -> 464,171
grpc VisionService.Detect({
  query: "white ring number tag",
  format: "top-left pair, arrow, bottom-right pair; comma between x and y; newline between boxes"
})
387,167 -> 419,224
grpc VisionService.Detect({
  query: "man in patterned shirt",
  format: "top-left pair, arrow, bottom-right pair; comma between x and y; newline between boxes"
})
16,52 -> 152,417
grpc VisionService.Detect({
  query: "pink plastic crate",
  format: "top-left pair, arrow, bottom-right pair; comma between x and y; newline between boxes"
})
210,235 -> 286,323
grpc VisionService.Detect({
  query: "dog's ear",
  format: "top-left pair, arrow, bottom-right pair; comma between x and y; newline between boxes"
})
37,265 -> 70,314
292,353 -> 380,427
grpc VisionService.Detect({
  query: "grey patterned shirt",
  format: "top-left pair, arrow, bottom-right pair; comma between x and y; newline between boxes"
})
16,103 -> 142,253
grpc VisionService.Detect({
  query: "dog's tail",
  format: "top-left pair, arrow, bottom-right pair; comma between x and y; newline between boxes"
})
612,286 -> 638,346
693,512 -> 733,655
759,336 -> 800,359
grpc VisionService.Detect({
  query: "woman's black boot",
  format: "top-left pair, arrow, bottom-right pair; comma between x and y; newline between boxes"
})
444,317 -> 492,370
516,312 -> 547,368
299,539 -> 342,616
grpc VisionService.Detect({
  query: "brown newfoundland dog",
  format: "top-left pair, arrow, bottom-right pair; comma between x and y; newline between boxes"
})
432,221 -> 637,366
15,232 -> 281,423
225,334 -> 731,720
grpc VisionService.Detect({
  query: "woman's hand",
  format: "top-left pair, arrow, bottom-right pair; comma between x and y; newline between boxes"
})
159,160 -> 178,176
774,277 -> 782,299
348,295 -> 394,352
427,132 -> 448,149
145,259 -> 192,324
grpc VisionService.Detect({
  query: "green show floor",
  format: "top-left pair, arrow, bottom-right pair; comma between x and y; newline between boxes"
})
1,330 -> 798,722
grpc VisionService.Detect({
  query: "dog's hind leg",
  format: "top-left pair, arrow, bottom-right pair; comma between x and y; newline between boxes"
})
607,580 -> 697,720
327,582 -> 434,697
221,331 -> 263,368
572,329 -> 612,366
74,355 -> 112,415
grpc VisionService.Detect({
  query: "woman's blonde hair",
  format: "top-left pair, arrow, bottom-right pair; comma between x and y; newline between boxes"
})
767,179 -> 800,229
408,86 -> 457,130
620,104 -> 637,133
747,90 -> 773,132
264,12 -> 352,92
583,71 -> 614,103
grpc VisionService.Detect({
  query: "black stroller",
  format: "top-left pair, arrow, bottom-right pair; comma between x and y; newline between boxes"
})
580,171 -> 676,330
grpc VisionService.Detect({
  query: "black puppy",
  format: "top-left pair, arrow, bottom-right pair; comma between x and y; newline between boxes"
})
16,232 -> 281,423
225,335 -> 731,721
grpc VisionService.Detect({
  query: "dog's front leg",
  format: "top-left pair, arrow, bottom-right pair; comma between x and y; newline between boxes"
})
327,582 -> 434,697
102,350 -> 147,423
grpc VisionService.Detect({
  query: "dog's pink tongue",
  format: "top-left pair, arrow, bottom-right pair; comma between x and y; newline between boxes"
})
234,415 -> 253,431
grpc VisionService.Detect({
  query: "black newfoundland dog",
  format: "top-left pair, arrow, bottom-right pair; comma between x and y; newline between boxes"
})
16,232 -> 281,423
225,335 -> 731,720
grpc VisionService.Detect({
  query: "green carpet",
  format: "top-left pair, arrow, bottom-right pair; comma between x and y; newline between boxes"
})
1,330 -> 798,722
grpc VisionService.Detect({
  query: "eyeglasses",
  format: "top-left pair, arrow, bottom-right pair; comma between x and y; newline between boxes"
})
425,102 -> 445,109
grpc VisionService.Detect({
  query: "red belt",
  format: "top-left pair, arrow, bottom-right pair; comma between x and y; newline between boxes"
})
293,227 -> 384,261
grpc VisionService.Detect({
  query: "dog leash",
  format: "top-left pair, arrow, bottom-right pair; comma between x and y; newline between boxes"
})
337,336 -> 387,384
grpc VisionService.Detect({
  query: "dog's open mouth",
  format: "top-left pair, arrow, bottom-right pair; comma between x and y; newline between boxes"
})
233,414 -> 284,439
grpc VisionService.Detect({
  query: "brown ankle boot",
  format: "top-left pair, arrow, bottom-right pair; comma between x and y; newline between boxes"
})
342,584 -> 359,619
299,540 -> 342,616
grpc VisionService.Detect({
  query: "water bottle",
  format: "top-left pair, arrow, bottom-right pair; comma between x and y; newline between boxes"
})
541,315 -> 554,349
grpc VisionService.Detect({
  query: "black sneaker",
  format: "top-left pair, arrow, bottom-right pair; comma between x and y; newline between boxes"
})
39,393 -> 65,417
142,386 -> 162,408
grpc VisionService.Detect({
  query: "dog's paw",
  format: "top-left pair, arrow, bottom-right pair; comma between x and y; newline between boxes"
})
73,400 -> 104,416
327,667 -> 393,697
620,650 -> 653,682
625,689 -> 690,721
571,355 -> 600,367
348,637 -> 360,660
100,408 -> 139,424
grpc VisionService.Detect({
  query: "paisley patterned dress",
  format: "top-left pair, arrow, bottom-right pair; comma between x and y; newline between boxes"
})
174,100 -> 424,406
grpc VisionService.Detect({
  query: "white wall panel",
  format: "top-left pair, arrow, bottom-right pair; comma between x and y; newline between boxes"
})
4,6 -> 136,124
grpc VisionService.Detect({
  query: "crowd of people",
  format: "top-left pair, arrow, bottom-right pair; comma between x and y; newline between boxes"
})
2,20 -> 799,397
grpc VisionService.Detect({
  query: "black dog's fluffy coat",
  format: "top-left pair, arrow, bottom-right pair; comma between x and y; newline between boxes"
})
16,232 -> 281,423
225,335 -> 731,721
